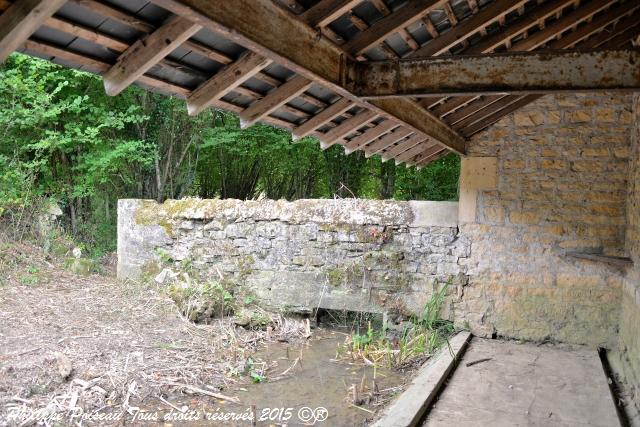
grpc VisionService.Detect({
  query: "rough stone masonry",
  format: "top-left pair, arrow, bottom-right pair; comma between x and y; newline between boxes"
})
118,199 -> 467,317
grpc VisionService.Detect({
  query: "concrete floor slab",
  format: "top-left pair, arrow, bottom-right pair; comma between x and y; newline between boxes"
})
422,338 -> 619,427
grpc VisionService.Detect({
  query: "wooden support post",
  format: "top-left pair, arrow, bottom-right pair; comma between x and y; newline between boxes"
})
239,75 -> 312,128
0,0 -> 67,62
187,51 -> 272,116
103,15 -> 202,96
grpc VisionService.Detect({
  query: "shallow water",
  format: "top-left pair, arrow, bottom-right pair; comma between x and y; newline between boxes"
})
223,329 -> 406,426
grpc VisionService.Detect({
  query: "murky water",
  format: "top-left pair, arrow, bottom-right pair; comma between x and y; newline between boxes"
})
222,329 -> 406,427
145,329 -> 406,426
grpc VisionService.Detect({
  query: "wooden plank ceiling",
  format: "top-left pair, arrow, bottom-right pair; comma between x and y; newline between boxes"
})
0,0 -> 639,168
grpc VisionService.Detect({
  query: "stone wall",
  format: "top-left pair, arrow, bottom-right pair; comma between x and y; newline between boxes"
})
118,199 -> 467,316
456,93 -> 632,348
615,94 -> 640,417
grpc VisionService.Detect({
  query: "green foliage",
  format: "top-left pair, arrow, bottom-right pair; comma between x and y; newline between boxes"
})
0,54 -> 460,254
340,282 -> 455,368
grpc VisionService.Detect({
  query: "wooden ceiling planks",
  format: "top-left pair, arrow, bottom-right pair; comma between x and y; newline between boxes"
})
1,0 -> 638,167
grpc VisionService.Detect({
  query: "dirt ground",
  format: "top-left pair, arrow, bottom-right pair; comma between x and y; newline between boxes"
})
0,243 -> 310,426
0,243 -> 414,427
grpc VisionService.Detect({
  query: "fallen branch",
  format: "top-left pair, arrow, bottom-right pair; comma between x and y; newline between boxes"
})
166,382 -> 240,403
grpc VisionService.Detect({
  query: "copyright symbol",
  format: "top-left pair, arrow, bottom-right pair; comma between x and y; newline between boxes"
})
298,407 -> 314,423
298,407 -> 328,424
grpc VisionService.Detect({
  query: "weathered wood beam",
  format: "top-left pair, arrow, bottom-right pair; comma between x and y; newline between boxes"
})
350,49 -> 640,98
415,148 -> 449,168
239,74 -> 312,128
103,15 -> 201,96
302,0 -> 362,27
344,120 -> 398,154
342,0 -> 448,57
509,0 -> 616,51
465,0 -> 577,54
411,144 -> 447,165
380,134 -> 425,161
446,1 -> 637,136
546,1 -> 640,49
370,97 -> 465,153
319,109 -> 377,148
149,0 -> 465,155
413,0 -> 527,57
292,97 -> 352,140
187,51 -> 272,116
0,0 -> 67,62
364,127 -> 413,157
394,141 -> 435,164
21,39 -> 295,130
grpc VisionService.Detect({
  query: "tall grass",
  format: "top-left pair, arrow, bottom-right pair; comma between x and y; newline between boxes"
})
338,281 -> 455,368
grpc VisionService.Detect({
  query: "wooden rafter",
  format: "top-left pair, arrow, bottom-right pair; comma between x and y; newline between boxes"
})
0,0 -> 67,62
292,97 -> 353,140
318,109 -> 377,147
413,0 -> 528,57
381,134 -> 425,161
148,0 -> 466,155
342,0 -> 448,57
363,127 -> 413,157
239,74 -> 312,128
187,51 -> 272,116
509,0 -> 618,51
103,15 -> 201,96
450,0 -> 636,136
302,0 -> 362,27
344,120 -> 398,153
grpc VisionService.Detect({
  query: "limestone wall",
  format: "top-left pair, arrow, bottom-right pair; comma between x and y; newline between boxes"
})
118,199 -> 466,316
457,93 -> 632,348
616,94 -> 640,415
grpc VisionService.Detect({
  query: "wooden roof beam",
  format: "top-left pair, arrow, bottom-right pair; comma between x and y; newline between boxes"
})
292,97 -> 353,140
509,0 -> 617,51
344,120 -> 398,154
415,148 -> 449,168
381,134 -> 425,161
546,0 -> 640,49
187,51 -> 272,116
149,0 -> 466,155
302,0 -> 362,27
103,15 -> 201,96
446,0 -> 637,135
318,109 -> 377,148
0,0 -> 67,62
394,141 -> 435,164
239,74 -> 312,128
413,0 -> 528,57
364,127 -> 413,157
349,49 -> 640,98
412,144 -> 447,164
342,0 -> 449,57
465,0 -> 578,54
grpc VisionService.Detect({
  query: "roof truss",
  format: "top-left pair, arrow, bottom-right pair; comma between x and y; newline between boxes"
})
1,0 -> 639,167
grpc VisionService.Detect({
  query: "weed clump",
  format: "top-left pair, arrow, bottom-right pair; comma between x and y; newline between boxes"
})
338,282 -> 455,368
167,279 -> 237,323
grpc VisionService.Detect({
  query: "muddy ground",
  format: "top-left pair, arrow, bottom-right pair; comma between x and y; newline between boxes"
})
0,243 -> 409,426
